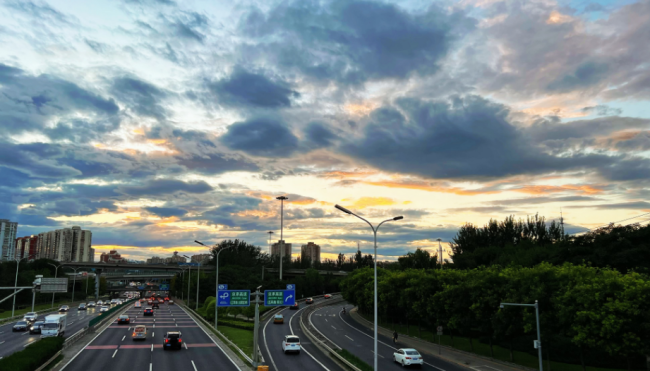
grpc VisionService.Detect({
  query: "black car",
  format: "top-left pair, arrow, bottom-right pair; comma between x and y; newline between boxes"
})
143,307 -> 154,316
163,331 -> 183,350
59,305 -> 69,312
151,302 -> 159,309
289,303 -> 299,310
78,303 -> 87,311
13,321 -> 28,332
117,315 -> 130,324
29,321 -> 44,334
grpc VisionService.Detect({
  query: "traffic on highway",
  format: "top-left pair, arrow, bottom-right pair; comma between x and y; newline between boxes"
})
60,296 -> 242,371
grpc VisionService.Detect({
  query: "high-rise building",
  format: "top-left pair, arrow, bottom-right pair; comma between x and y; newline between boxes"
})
15,235 -> 39,260
0,219 -> 18,261
301,242 -> 321,265
271,240 -> 292,259
146,256 -> 166,264
36,226 -> 93,262
167,251 -> 186,264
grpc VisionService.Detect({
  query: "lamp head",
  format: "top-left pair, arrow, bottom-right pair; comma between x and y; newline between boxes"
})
256,285 -> 263,290
500,304 -> 504,309
335,204 -> 352,214
276,196 -> 288,201
194,240 -> 205,246
393,216 -> 404,221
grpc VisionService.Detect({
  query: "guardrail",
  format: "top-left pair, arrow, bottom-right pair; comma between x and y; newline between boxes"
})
63,299 -> 135,350
299,296 -> 363,371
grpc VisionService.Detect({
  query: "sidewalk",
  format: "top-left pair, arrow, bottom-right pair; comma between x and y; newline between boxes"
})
349,308 -> 535,371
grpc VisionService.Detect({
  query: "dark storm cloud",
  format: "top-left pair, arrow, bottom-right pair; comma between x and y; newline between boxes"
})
143,206 -> 187,217
0,167 -> 44,188
569,201 -> 650,210
111,77 -> 168,120
239,0 -> 474,85
598,158 -> 650,181
221,118 -> 298,158
614,132 -> 650,151
208,68 -> 299,108
341,95 -> 615,179
0,141 -> 81,178
527,116 -> 650,142
303,121 -> 338,149
487,196 -> 601,206
118,179 -> 213,196
198,196 -> 262,227
175,153 -> 259,175
580,105 -> 622,116
547,62 -> 609,92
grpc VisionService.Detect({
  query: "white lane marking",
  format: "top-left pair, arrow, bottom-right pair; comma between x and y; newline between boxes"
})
263,310 -> 280,371
112,349 -> 118,358
122,336 -> 125,341
288,306 -> 331,371
336,308 -> 446,371
331,326 -> 336,330
149,363 -> 152,371
152,332 -> 154,338
184,342 -> 188,349
151,344 -> 153,352
0,341 -> 4,345
191,360 -> 198,371
370,350 -> 385,358
22,332 -> 29,336
345,335 -> 354,341
325,319 -> 328,322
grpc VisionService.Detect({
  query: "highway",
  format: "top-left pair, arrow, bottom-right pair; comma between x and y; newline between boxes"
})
61,301 -> 242,371
259,296 -> 343,371
311,302 -> 470,371
0,306 -> 102,359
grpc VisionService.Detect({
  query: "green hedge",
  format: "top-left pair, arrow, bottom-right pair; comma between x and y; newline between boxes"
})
335,348 -> 373,371
218,319 -> 255,331
0,336 -> 64,371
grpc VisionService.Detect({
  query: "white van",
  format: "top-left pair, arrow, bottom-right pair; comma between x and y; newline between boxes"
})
42,314 -> 67,338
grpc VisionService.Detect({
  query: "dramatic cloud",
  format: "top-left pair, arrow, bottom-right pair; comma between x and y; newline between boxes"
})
208,68 -> 299,108
221,117 -> 298,157
118,179 -> 213,196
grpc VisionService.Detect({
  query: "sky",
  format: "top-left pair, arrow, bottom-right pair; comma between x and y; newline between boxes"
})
2,0 -> 650,262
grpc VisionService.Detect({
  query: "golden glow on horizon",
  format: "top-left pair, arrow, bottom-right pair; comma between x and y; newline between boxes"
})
343,197 -> 397,208
344,102 -> 377,116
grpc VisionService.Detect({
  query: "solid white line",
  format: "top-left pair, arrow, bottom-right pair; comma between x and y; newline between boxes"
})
122,336 -> 125,341
112,349 -> 118,358
288,306 -> 330,371
345,335 -> 354,341
191,360 -> 198,371
336,309 -> 446,371
263,310 -> 280,371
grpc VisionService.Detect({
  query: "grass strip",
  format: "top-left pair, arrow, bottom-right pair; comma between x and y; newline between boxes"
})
335,348 -> 373,371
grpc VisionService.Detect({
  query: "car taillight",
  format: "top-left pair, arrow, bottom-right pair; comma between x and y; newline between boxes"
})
406,357 -> 411,359
286,343 -> 290,346
165,339 -> 169,343
133,333 -> 136,336
178,339 -> 182,342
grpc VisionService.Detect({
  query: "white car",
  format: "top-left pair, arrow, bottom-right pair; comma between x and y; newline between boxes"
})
99,306 -> 109,313
282,335 -> 300,354
134,301 -> 142,308
87,301 -> 96,307
97,300 -> 103,306
23,312 -> 38,322
110,299 -> 118,305
393,348 -> 423,367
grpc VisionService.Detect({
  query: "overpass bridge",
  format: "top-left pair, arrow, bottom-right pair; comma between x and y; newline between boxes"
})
264,268 -> 348,277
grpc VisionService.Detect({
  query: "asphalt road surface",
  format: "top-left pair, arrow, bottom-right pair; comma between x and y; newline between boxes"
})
0,306 -> 103,359
259,296 -> 343,371
61,302 -> 242,371
311,302 -> 470,371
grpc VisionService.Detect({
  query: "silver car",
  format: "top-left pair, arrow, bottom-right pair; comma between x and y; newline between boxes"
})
132,325 -> 147,340
23,312 -> 38,323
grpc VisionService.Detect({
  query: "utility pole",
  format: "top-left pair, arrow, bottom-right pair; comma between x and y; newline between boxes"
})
252,286 -> 262,367
276,196 -> 288,280
560,209 -> 565,238
437,238 -> 443,269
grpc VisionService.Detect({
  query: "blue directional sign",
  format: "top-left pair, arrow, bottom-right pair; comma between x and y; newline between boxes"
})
264,289 -> 296,306
218,284 -> 228,290
217,290 -> 250,307
159,284 -> 170,290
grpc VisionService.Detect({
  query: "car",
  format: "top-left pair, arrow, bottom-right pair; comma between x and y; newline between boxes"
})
164,297 -> 169,301
29,321 -> 44,334
305,298 -> 314,304
117,315 -> 130,324
110,299 -> 118,305
13,321 -> 29,332
151,302 -> 159,309
97,300 -> 103,306
282,335 -> 301,354
168,300 -> 174,305
99,306 -> 109,313
147,300 -> 153,306
163,331 -> 183,350
324,294 -> 332,299
143,307 -> 154,316
393,348 -> 424,368
132,325 -> 147,340
289,303 -> 299,310
59,305 -> 69,312
116,300 -> 123,305
24,312 -> 38,322
78,303 -> 87,310
273,314 -> 284,324
134,301 -> 142,308
87,301 -> 96,307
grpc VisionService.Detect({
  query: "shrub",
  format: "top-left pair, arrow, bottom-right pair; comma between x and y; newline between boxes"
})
218,319 -> 255,331
0,336 -> 64,371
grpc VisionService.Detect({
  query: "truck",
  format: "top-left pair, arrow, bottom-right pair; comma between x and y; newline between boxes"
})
41,314 -> 67,338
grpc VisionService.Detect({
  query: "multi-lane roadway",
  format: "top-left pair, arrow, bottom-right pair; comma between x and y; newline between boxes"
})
259,296 -> 342,371
0,306 -> 102,359
61,301 -> 242,371
310,302 -> 470,371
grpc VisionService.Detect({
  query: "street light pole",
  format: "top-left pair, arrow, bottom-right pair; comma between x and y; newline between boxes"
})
500,301 -> 543,371
276,196 -> 288,280
196,239 -> 231,328
183,256 -> 191,307
335,204 -> 403,371
12,257 -> 27,317
70,267 -> 81,303
48,263 -> 60,308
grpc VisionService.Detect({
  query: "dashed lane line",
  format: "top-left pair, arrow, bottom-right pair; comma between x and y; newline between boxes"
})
112,349 -> 118,358
345,335 -> 354,341
191,360 -> 198,371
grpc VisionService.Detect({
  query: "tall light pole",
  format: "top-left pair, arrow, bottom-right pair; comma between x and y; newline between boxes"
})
179,267 -> 189,301
183,255 -> 191,307
436,238 -> 443,269
195,239 -> 231,327
335,204 -> 403,371
48,263 -> 61,308
500,301 -> 543,371
12,257 -> 27,317
70,267 -> 81,303
276,196 -> 288,280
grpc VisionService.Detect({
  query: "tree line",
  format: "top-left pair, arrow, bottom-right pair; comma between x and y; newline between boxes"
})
341,263 -> 650,370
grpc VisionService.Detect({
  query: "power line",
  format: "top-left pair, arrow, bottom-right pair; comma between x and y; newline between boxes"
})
578,211 -> 650,234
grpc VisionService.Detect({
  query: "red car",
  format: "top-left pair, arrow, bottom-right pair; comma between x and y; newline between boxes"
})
324,294 -> 332,299
290,303 -> 299,310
